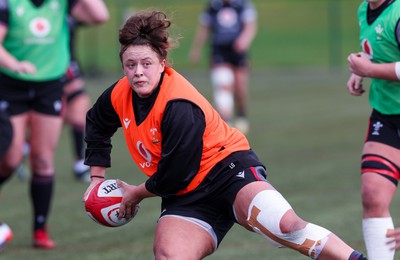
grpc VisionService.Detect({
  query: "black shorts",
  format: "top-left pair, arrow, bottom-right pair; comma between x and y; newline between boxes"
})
0,111 -> 13,158
211,44 -> 248,68
0,73 -> 64,116
160,164 -> 267,248
365,109 -> 400,149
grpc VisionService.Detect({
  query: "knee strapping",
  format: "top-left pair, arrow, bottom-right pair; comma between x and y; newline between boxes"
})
211,67 -> 234,115
362,154 -> 400,183
66,89 -> 85,103
246,190 -> 331,259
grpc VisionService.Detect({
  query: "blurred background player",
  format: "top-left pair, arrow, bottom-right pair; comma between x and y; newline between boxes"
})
15,16 -> 92,183
0,110 -> 14,250
347,0 -> 400,258
189,0 -> 257,135
0,0 -> 108,249
63,16 -> 91,182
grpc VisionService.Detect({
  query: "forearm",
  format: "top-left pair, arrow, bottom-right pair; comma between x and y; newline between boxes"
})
191,25 -> 209,53
89,166 -> 107,179
0,45 -> 21,72
365,62 -> 399,81
72,0 -> 109,24
239,21 -> 257,48
348,53 -> 400,81
136,183 -> 156,200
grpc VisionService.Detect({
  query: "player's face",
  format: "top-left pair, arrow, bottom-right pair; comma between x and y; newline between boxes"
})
122,45 -> 166,98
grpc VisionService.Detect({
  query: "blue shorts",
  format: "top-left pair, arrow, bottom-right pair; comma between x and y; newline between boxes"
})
160,164 -> 267,248
0,73 -> 64,116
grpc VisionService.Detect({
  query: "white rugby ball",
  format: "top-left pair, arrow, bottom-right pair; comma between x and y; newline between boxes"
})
84,179 -> 139,227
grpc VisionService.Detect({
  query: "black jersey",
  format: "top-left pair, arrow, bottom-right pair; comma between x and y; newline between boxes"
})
200,0 -> 257,46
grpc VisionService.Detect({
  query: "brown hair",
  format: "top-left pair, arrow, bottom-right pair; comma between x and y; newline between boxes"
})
119,10 -> 177,62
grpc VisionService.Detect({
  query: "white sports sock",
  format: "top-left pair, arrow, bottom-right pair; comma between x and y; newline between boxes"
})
363,217 -> 395,260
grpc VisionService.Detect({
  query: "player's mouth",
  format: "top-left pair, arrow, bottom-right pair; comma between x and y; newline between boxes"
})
134,80 -> 146,86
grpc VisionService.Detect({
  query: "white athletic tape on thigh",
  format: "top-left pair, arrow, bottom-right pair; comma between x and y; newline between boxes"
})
246,190 -> 331,259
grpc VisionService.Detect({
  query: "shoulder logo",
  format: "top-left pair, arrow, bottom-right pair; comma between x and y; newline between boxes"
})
123,118 -> 131,129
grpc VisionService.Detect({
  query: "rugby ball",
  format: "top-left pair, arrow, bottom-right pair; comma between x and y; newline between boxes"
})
84,179 -> 139,227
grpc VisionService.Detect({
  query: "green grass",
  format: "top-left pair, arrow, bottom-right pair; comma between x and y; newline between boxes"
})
2,68 -> 400,259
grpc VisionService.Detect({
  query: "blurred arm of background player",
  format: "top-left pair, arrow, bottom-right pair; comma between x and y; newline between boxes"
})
0,26 -> 36,74
71,0 -> 109,24
233,15 -> 257,53
189,22 -> 210,65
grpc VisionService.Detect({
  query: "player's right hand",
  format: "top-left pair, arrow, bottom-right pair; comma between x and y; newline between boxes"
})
82,177 -> 103,202
16,61 -> 36,74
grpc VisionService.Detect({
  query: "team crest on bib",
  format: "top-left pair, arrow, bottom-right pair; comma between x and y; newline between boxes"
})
30,17 -> 51,37
217,7 -> 238,28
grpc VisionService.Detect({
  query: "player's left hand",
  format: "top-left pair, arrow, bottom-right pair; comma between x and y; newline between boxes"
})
347,73 -> 365,96
116,179 -> 141,220
233,37 -> 249,53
